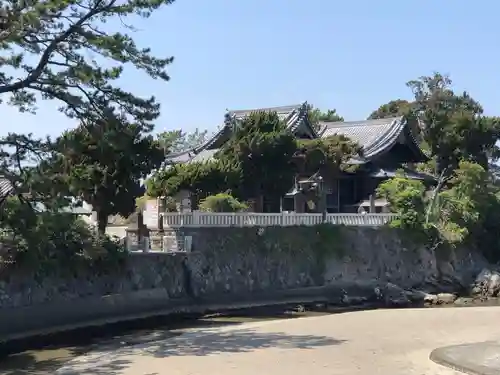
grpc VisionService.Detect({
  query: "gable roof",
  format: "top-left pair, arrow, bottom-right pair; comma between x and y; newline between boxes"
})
227,102 -> 314,135
318,116 -> 427,163
164,102 -> 315,165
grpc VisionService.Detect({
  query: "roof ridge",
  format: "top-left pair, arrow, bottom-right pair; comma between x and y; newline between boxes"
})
320,116 -> 403,128
228,103 -> 303,115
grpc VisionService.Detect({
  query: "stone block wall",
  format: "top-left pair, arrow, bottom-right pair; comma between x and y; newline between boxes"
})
0,225 -> 488,339
0,253 -> 187,309
180,226 -> 485,297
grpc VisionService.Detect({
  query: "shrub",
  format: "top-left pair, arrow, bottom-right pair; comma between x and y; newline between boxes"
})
198,193 -> 248,212
164,196 -> 178,212
0,196 -> 126,272
376,176 -> 427,229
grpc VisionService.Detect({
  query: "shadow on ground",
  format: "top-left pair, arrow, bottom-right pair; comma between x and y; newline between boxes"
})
0,314 -> 210,375
143,326 -> 345,357
59,328 -> 343,375
0,353 -> 136,375
56,326 -> 345,375
0,308 -> 343,375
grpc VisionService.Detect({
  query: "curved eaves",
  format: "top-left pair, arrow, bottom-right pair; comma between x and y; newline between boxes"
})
163,125 -> 229,165
362,118 -> 405,159
403,118 -> 430,161
361,117 -> 429,162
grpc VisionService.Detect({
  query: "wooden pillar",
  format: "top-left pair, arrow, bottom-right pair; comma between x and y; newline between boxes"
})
369,194 -> 375,213
294,194 -> 304,213
336,178 -> 340,213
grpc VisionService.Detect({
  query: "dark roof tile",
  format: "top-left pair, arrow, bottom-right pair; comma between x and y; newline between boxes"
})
164,102 -> 312,165
229,104 -> 303,124
319,117 -> 412,162
0,177 -> 13,199
319,117 -> 402,149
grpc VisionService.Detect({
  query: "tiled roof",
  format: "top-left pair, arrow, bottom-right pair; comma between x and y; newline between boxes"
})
0,177 -> 13,204
161,109 -> 426,168
319,116 -> 414,162
190,148 -> 219,163
229,104 -> 304,125
227,102 -> 313,135
162,148 -> 219,165
320,117 -> 401,148
164,102 -> 312,165
164,151 -> 197,164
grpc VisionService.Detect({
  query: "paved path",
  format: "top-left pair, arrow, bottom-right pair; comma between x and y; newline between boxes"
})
431,341 -> 500,375
56,307 -> 500,375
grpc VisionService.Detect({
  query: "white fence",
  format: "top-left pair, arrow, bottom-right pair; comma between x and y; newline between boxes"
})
162,212 -> 397,228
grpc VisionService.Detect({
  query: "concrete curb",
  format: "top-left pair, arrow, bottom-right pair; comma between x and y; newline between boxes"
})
0,284 -> 356,343
430,341 -> 500,375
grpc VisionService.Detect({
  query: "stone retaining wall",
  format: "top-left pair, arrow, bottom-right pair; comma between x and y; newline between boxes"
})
0,226 -> 488,341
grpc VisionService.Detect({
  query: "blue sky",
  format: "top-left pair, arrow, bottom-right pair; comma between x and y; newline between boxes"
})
2,0 -> 499,138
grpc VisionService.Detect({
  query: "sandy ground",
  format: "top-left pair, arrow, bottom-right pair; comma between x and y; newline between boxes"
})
55,306 -> 500,375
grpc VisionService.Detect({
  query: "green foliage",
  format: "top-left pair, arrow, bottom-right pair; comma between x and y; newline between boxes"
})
0,0 -> 174,126
146,159 -> 241,198
296,135 -> 362,174
147,111 -> 361,211
198,193 -> 248,212
376,176 -> 427,230
148,111 -> 299,207
162,196 -> 178,212
0,0 -> 176,267
369,73 -> 500,261
157,129 -> 209,154
48,118 -> 164,234
377,161 -> 500,262
135,195 -> 150,212
368,99 -> 412,120
218,111 -> 298,203
0,197 -> 126,273
307,105 -> 344,132
407,73 -> 500,173
437,162 -> 499,247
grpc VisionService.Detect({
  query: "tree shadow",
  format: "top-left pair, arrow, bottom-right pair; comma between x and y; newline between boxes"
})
55,358 -> 134,375
9,326 -> 344,374
0,352 -> 67,375
0,350 -> 133,375
0,315 -> 239,375
143,327 -> 345,357
0,349 -> 134,375
0,313 -> 343,375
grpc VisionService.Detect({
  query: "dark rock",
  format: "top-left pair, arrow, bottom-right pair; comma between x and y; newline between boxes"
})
380,282 -> 411,307
470,268 -> 500,298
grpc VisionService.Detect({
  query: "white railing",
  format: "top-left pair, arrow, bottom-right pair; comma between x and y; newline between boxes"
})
162,212 -> 397,228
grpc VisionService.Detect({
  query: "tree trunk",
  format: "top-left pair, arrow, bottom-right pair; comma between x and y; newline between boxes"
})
96,210 -> 108,236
